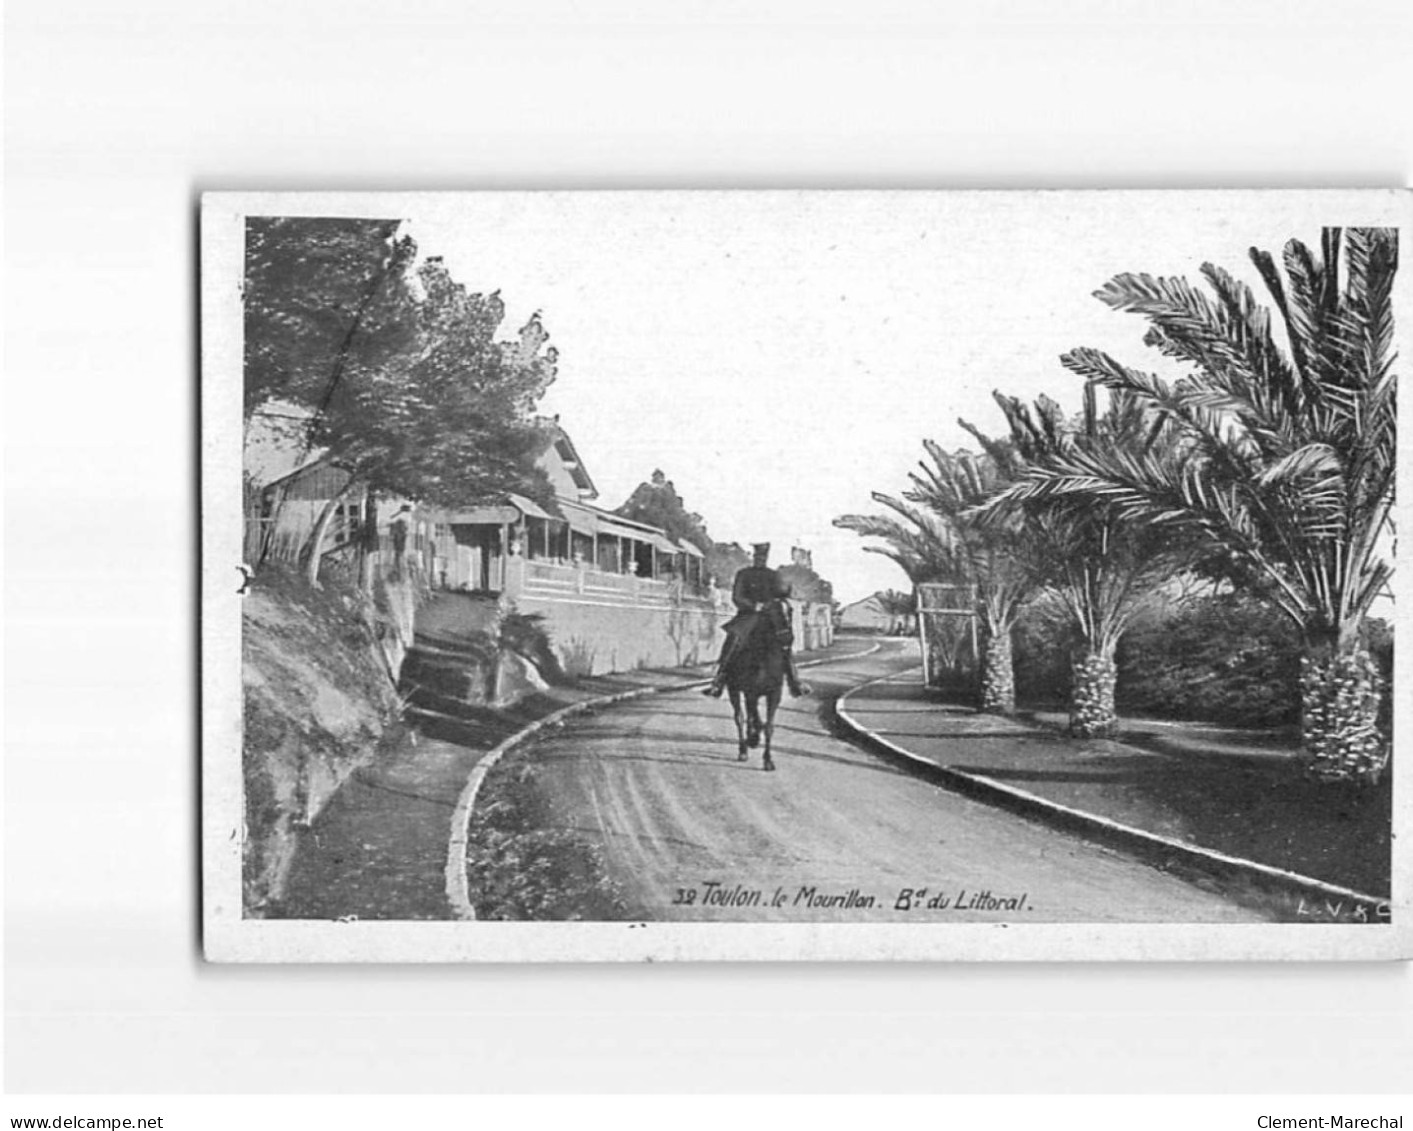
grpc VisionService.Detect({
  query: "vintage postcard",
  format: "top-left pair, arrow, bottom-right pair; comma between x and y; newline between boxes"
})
202,189 -> 1410,961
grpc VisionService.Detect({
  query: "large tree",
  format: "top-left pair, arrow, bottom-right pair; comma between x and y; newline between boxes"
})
616,470 -> 713,553
243,217 -> 416,420
615,471 -> 836,598
244,219 -> 559,585
319,257 -> 558,508
999,227 -> 1397,782
970,389 -> 1193,736
706,541 -> 752,591
779,559 -> 834,606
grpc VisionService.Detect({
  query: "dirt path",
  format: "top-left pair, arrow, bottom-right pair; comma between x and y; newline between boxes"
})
523,640 -> 1272,923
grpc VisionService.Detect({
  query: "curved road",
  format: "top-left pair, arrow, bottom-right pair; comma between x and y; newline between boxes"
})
523,640 -> 1270,923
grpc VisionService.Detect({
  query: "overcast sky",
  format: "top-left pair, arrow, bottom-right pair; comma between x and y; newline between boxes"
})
388,191 -> 1392,603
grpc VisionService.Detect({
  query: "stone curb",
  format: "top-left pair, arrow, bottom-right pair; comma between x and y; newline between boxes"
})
445,642 -> 883,920
835,668 -> 1388,918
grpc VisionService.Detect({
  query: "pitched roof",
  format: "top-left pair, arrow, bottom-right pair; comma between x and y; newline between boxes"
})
535,417 -> 599,500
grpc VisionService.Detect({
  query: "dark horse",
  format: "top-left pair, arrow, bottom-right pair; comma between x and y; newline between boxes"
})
722,602 -> 789,772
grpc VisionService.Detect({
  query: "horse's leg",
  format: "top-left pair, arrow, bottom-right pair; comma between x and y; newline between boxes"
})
762,688 -> 780,771
729,688 -> 748,761
746,695 -> 762,748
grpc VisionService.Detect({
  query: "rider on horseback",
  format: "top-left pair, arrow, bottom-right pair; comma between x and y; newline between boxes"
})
703,542 -> 810,699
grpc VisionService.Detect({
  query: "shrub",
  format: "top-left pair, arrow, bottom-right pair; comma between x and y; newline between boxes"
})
1015,590 -> 1394,731
466,759 -> 626,921
1012,596 -> 1076,708
1116,592 -> 1301,726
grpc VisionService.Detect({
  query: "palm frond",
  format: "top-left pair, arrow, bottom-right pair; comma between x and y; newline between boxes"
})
1050,228 -> 1397,642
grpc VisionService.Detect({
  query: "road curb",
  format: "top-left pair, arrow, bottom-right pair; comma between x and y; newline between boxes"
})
445,642 -> 883,920
835,668 -> 1389,919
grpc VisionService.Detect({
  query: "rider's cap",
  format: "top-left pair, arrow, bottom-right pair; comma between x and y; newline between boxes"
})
752,542 -> 771,555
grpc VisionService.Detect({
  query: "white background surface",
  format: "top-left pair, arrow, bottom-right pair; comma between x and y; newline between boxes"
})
6,0 -> 1413,1094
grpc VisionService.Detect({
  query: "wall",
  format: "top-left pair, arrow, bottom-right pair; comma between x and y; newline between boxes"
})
797,601 -> 835,652
502,556 -> 833,676
511,589 -> 722,675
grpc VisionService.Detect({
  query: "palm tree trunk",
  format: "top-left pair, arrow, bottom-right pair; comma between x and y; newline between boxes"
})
980,628 -> 1015,715
1300,635 -> 1387,783
1069,643 -> 1118,738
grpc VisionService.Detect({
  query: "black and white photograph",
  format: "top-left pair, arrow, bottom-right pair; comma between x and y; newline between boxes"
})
202,190 -> 1409,962
11,0 -> 1413,1114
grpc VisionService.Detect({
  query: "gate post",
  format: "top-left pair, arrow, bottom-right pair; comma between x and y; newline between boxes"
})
915,582 -> 979,694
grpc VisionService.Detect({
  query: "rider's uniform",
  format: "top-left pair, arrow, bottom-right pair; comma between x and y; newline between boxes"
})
706,563 -> 806,696
725,565 -> 792,638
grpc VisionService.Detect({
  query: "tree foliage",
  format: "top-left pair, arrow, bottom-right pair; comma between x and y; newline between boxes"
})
319,257 -> 558,508
971,388 -> 1195,656
1117,590 -> 1304,726
244,217 -> 415,419
245,219 -> 559,511
836,444 -> 1037,709
1010,227 -> 1397,650
616,470 -> 713,552
833,500 -> 961,585
706,542 -> 753,590
615,471 -> 835,599
992,227 -> 1398,779
873,588 -> 917,634
969,388 -> 1197,733
901,441 -> 1036,634
779,560 -> 834,605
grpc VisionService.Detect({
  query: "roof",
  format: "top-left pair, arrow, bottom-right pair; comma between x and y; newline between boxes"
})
560,499 -> 662,544
592,515 -> 651,542
841,594 -> 886,612
535,419 -> 599,501
439,504 -> 523,525
554,499 -> 705,557
259,452 -> 336,491
507,493 -> 554,520
421,492 -> 552,525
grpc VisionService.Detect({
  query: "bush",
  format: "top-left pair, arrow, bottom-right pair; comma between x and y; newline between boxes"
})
1117,592 -> 1302,726
466,758 -> 626,921
1013,589 -> 1395,731
1012,596 -> 1076,708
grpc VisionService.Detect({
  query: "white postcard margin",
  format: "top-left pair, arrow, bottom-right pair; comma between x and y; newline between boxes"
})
202,189 -> 1412,962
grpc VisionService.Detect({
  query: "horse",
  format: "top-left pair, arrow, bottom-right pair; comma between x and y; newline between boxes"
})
722,603 -> 790,772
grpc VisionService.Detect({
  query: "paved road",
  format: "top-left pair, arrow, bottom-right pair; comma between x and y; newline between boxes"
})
523,639 -> 1271,923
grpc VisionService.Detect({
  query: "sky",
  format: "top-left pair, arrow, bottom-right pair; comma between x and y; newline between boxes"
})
381,191 -> 1397,604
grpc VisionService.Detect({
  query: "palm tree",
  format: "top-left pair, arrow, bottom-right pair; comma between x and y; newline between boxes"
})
834,497 -> 979,692
836,445 -> 1036,713
874,589 -> 918,636
833,500 -> 961,589
970,388 -> 1193,737
901,443 -> 1035,713
1004,228 -> 1396,782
